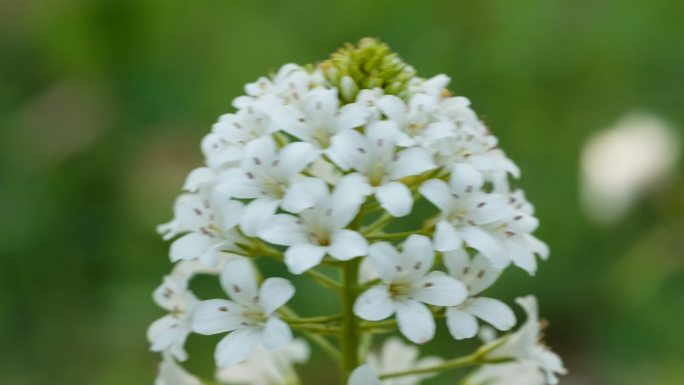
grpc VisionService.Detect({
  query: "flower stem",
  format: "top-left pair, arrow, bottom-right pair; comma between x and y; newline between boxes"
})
379,353 -> 480,379
304,269 -> 342,291
339,258 -> 361,383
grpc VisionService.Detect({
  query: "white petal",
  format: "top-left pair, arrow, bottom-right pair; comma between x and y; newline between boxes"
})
278,142 -> 319,177
170,233 -> 214,262
463,297 -> 516,331
389,147 -> 435,180
261,316 -> 293,350
348,365 -> 381,385
214,328 -> 260,368
395,300 -> 435,344
217,168 -> 262,199
368,242 -> 403,282
213,198 -> 244,229
450,163 -> 484,192
419,179 -> 453,213
337,103 -> 368,130
401,234 -> 435,277
281,177 -> 328,213
259,277 -> 295,316
284,243 -> 327,274
446,307 -> 479,340
331,173 -> 373,227
239,199 -> 279,237
460,226 -> 507,267
377,94 -> 406,122
375,181 -> 413,217
328,230 -> 368,261
434,221 -> 463,252
353,286 -> 395,321
192,299 -> 243,335
327,129 -> 367,170
220,259 -> 259,306
412,271 -> 467,306
258,214 -> 308,246
183,167 -> 215,192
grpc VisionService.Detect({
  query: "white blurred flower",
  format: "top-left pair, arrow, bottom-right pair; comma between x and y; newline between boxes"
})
464,361 -> 547,385
155,352 -> 203,385
192,259 -> 295,368
216,339 -> 309,385
367,337 -> 443,385
443,250 -> 516,340
480,296 -> 566,384
148,276 -> 197,361
354,235 -> 467,343
348,365 -> 381,385
581,113 -> 679,224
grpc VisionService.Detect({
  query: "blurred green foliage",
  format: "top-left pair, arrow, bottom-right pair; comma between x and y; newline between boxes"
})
1,1 -> 683,384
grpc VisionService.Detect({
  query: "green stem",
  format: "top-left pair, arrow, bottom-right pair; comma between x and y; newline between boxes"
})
304,269 -> 342,291
281,314 -> 343,324
379,353 -> 480,379
290,323 -> 341,335
281,307 -> 342,363
339,258 -> 361,383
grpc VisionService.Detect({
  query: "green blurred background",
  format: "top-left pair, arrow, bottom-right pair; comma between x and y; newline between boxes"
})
1,0 -> 683,384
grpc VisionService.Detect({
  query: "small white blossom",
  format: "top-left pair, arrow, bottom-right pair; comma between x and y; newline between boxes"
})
148,276 -> 197,361
464,362 -> 547,385
192,259 -> 295,368
443,250 -> 515,340
328,122 -> 435,216
216,339 -> 309,385
420,163 -> 512,267
348,365 -> 381,385
480,296 -> 566,384
259,174 -> 372,274
366,337 -> 443,385
217,136 -> 319,236
155,352 -> 203,385
377,93 -> 455,147
158,192 -> 247,267
354,235 -> 467,343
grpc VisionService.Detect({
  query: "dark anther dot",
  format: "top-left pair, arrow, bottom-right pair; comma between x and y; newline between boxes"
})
514,215 -> 523,221
463,266 -> 470,275
477,202 -> 486,208
357,147 -> 367,154
246,172 -> 255,179
218,306 -> 229,312
505,231 -> 515,237
395,265 -> 403,272
233,285 -> 242,293
477,270 -> 485,278
193,208 -> 202,216
253,157 -> 261,165
424,282 -> 434,288
413,262 -> 422,270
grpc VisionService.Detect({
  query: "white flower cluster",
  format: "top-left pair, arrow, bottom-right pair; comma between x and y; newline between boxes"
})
148,39 -> 563,385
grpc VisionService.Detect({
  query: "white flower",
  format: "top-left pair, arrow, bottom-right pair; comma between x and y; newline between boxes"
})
464,362 -> 547,385
581,113 -> 679,224
148,276 -> 197,361
348,365 -> 381,385
443,250 -> 515,340
367,337 -> 443,385
483,191 -> 549,274
258,174 -> 372,274
217,135 -> 319,236
354,235 -> 467,343
216,339 -> 309,385
201,107 -> 275,170
155,352 -> 203,385
419,163 -> 512,267
158,192 -> 247,267
272,87 -> 368,149
328,121 -> 435,216
377,93 -> 455,147
481,296 -> 566,384
192,259 -> 295,368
